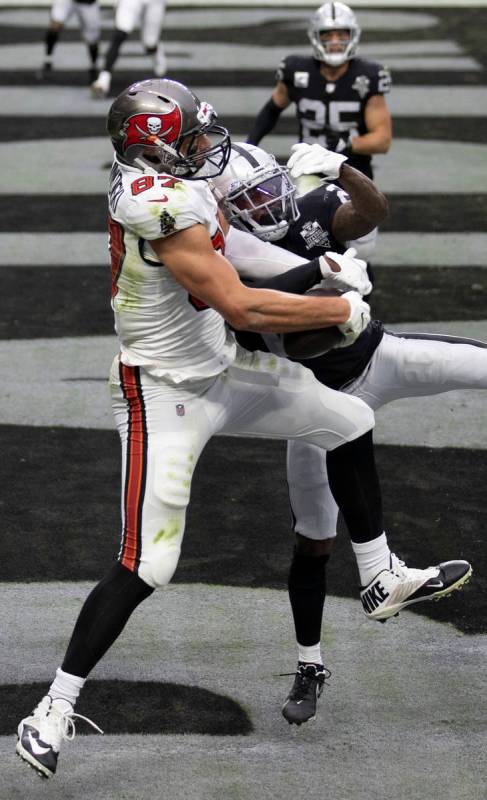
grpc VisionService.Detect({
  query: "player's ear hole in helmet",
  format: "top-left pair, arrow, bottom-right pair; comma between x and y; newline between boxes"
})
308,2 -> 361,67
107,78 -> 231,179
210,143 -> 299,243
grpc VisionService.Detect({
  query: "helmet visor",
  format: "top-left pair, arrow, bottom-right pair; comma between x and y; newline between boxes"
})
224,168 -> 299,241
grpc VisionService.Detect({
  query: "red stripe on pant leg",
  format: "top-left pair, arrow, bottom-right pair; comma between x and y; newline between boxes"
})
119,364 -> 147,572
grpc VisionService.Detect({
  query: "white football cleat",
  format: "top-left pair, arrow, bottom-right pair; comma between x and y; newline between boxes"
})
360,553 -> 472,621
153,47 -> 167,77
90,70 -> 111,99
16,695 -> 102,778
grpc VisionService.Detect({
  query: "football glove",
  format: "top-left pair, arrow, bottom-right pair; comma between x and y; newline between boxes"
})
287,142 -> 348,181
336,290 -> 371,347
318,248 -> 372,297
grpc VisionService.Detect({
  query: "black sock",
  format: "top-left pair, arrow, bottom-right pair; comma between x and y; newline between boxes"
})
88,42 -> 99,65
62,562 -> 154,678
288,550 -> 329,647
45,30 -> 59,57
103,29 -> 128,72
326,430 -> 383,544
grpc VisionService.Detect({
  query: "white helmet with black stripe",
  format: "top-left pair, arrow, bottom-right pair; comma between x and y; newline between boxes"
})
308,2 -> 361,67
210,142 -> 299,242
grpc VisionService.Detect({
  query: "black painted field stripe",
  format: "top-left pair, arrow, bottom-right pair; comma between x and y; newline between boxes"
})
1,116 -> 486,144
3,195 -> 487,233
0,266 -> 114,338
2,426 -> 483,634
0,265 -> 485,336
2,68 -> 487,87
370,266 -> 487,324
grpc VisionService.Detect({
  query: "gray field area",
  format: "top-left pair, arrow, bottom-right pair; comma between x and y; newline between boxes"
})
2,584 -> 486,800
2,4 -> 487,799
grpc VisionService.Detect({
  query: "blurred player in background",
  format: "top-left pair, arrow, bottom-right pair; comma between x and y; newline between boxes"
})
247,1 -> 392,263
38,0 -> 101,83
91,0 -> 167,98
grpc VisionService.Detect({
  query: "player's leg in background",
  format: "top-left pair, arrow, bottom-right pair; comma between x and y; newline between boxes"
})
91,0 -> 141,97
141,0 -> 167,77
76,0 -> 101,83
38,0 -> 72,79
283,440 -> 336,724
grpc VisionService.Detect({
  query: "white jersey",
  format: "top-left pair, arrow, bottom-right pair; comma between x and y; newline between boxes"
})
108,158 -> 236,383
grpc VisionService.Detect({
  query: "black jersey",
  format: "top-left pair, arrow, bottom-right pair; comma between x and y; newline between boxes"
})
279,183 -> 347,259
277,55 -> 391,178
235,184 -> 384,390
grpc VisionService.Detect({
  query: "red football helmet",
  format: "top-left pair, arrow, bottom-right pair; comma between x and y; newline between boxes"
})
107,78 -> 231,178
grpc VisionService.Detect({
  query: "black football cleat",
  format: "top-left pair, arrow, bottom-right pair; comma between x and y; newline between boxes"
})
282,663 -> 331,725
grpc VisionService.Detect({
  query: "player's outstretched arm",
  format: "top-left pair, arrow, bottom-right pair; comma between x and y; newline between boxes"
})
150,224 -> 357,333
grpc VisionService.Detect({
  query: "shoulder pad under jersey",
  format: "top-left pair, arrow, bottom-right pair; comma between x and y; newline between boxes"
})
122,175 -> 218,241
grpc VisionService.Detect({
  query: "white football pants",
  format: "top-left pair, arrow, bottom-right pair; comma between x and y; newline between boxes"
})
115,0 -> 166,49
51,0 -> 100,44
287,331 -> 487,540
109,346 -> 374,588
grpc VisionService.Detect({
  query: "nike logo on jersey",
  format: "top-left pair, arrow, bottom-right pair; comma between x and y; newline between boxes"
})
27,730 -> 51,756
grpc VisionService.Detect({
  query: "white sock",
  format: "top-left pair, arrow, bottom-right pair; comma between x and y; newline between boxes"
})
48,667 -> 85,707
352,532 -> 391,587
298,643 -> 322,666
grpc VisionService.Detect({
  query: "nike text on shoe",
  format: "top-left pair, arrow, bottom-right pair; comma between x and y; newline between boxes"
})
360,554 -> 472,621
16,695 -> 103,779
281,663 -> 331,726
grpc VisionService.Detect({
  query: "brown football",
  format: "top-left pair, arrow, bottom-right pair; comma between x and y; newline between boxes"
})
282,287 -> 346,359
282,326 -> 345,359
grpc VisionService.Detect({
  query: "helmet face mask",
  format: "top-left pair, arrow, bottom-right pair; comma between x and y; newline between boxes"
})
212,144 -> 299,242
308,2 -> 360,67
107,79 -> 231,179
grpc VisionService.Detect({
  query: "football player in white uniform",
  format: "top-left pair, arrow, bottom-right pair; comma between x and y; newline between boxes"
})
15,77 -> 387,779
91,0 -> 166,98
38,0 -> 101,82
214,141 -> 480,725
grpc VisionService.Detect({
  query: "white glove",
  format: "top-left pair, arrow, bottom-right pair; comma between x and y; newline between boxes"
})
287,142 -> 348,181
318,247 -> 372,296
336,290 -> 371,347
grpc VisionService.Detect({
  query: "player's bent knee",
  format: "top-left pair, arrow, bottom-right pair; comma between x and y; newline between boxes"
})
138,542 -> 181,589
295,534 -> 335,557
332,392 -> 375,441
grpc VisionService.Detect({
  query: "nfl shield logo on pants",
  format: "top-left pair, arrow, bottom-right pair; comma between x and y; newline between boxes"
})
176,403 -> 185,417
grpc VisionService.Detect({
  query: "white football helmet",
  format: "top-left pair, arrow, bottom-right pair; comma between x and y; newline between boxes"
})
308,2 -> 361,67
211,143 -> 299,242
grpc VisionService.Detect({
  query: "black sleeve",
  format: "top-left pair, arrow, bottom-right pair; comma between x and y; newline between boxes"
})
246,99 -> 283,145
244,257 -> 322,294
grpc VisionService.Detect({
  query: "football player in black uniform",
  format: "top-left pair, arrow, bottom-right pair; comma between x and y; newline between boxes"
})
247,1 -> 392,181
214,141 -> 479,728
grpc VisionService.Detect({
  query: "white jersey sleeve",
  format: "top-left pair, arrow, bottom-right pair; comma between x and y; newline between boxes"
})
224,226 -> 306,281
